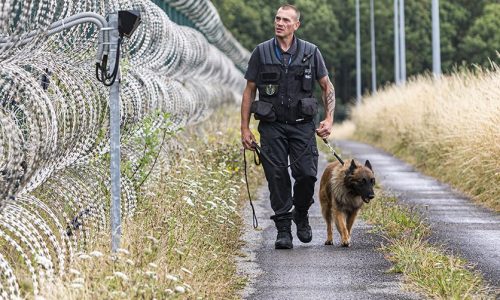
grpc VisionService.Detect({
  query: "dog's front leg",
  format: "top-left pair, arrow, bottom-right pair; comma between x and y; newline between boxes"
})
334,210 -> 350,247
346,209 -> 359,236
325,219 -> 334,245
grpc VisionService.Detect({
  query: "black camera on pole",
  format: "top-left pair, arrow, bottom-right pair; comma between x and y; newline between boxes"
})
118,10 -> 141,38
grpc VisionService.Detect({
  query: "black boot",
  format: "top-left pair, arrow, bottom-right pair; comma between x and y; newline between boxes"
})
292,208 -> 312,243
271,214 -> 293,249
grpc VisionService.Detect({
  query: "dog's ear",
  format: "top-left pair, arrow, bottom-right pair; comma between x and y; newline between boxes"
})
346,159 -> 357,176
365,160 -> 373,171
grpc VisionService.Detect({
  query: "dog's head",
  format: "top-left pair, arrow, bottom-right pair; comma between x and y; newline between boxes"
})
344,159 -> 375,203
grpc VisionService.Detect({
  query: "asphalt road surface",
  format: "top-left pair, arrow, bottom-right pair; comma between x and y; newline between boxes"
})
238,140 -> 499,299
336,140 -> 500,288
238,144 -> 421,300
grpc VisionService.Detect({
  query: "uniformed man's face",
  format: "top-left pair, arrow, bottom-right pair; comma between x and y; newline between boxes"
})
274,8 -> 300,38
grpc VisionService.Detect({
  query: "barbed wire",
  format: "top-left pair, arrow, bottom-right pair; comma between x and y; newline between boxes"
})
0,0 -> 247,297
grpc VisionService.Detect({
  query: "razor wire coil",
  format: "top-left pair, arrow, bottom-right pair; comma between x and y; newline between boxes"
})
0,0 -> 247,297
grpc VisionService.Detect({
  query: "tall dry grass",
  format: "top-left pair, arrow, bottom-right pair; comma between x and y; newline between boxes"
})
348,68 -> 500,211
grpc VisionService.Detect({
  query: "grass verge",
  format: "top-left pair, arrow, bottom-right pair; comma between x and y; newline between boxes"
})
39,106 -> 262,299
361,190 -> 496,299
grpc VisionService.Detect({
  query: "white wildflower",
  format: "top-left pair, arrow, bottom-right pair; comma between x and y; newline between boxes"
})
165,274 -> 178,282
188,148 -> 196,153
113,271 -> 129,281
174,248 -> 185,256
89,251 -> 104,258
174,286 -> 186,293
146,235 -> 159,244
110,291 -> 127,297
181,267 -> 193,275
69,269 -> 81,276
72,277 -> 85,284
144,271 -> 157,279
148,263 -> 158,269
116,248 -> 130,255
126,259 -> 135,266
70,283 -> 84,289
78,254 -> 91,260
164,289 -> 174,295
35,255 -> 52,269
183,196 -> 194,207
206,201 -> 217,209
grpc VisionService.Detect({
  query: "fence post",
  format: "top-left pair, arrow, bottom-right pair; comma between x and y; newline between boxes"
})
107,12 -> 122,253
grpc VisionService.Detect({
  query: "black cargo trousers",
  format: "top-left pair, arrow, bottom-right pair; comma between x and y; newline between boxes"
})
258,120 -> 319,217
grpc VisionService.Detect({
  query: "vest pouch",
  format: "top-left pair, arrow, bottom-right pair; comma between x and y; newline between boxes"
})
299,98 -> 318,118
302,67 -> 313,91
251,101 -> 276,122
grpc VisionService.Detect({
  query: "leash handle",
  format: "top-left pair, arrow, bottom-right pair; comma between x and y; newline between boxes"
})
322,138 -> 345,165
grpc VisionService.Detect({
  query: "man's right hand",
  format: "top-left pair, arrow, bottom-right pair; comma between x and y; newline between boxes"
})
241,80 -> 257,150
241,128 -> 257,150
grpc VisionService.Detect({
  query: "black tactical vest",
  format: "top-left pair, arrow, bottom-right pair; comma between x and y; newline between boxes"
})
256,37 -> 318,124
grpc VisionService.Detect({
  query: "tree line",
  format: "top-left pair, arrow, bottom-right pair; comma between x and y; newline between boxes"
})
212,0 -> 499,121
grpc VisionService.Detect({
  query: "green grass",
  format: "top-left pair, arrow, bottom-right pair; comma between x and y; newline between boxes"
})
361,191 -> 495,299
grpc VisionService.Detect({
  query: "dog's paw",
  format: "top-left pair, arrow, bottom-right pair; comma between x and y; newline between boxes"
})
341,240 -> 351,247
324,240 -> 333,245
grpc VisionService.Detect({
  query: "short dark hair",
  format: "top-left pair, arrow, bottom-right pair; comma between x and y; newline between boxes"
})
279,4 -> 301,21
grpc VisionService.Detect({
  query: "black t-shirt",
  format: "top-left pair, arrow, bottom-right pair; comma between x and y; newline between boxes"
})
244,36 -> 329,82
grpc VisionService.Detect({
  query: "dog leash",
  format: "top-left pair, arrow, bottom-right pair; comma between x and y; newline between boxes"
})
242,135 -> 314,229
322,138 -> 344,165
243,149 -> 259,229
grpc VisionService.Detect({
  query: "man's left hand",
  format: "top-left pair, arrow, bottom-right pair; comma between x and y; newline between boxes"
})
315,119 -> 333,139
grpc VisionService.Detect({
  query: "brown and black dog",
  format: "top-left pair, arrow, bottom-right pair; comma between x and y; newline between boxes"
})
319,159 -> 375,247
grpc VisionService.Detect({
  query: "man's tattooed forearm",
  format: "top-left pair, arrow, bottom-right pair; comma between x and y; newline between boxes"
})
325,82 -> 336,117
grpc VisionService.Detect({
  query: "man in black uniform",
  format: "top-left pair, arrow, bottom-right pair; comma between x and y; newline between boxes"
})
241,4 -> 336,249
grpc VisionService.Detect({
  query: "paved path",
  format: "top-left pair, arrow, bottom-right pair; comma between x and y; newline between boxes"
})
238,149 -> 420,300
336,140 -> 500,287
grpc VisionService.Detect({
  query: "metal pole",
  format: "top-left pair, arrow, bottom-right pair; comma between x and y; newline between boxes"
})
355,0 -> 362,105
432,0 -> 441,78
394,0 -> 400,85
370,0 -> 377,93
108,12 -> 121,252
399,0 -> 406,84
